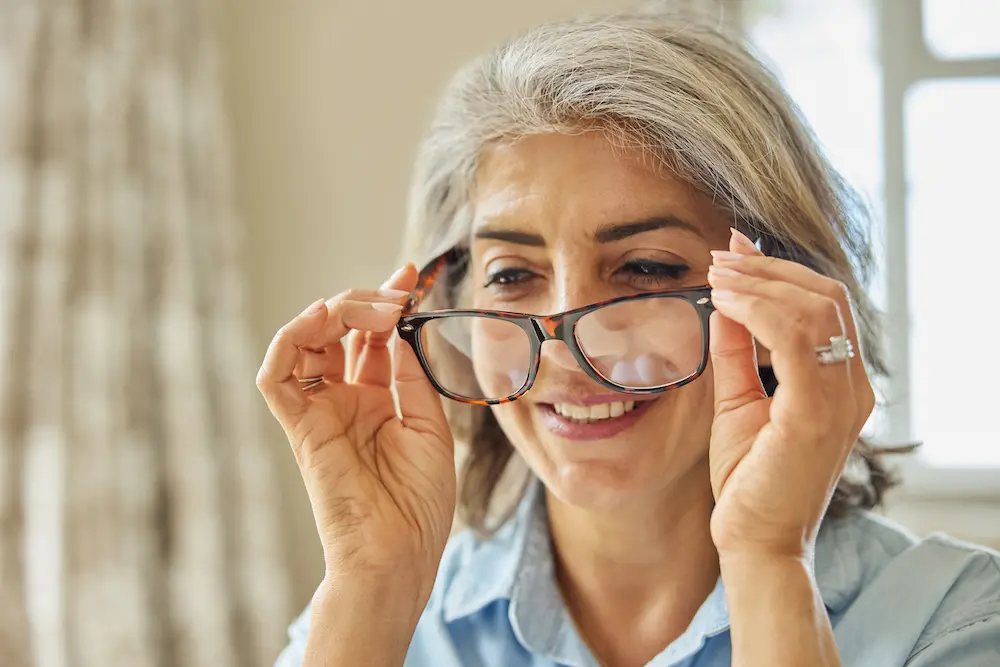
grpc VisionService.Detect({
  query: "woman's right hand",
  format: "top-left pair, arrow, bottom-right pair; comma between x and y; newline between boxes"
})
256,264 -> 456,599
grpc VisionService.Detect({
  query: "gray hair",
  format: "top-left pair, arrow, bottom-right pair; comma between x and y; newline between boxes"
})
402,9 -> 891,533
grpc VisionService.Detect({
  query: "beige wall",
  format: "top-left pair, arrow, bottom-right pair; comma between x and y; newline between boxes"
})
219,0 -> 631,613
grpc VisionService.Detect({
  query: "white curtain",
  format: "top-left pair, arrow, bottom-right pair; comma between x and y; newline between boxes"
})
0,1 -> 290,666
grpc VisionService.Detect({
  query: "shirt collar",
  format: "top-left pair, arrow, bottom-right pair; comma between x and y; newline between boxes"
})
441,481 -> 542,623
442,478 -> 867,658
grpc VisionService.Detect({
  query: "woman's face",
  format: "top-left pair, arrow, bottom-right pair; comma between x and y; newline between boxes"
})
468,132 -> 733,512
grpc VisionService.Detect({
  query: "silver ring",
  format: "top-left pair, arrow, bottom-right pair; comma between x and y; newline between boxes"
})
815,335 -> 855,365
298,376 -> 325,391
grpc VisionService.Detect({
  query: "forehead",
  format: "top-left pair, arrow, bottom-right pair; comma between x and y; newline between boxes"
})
472,132 -> 727,239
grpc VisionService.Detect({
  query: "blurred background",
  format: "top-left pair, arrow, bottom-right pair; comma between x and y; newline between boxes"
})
1,0 -> 997,665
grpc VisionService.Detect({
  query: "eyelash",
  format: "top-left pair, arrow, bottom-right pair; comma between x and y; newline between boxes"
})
482,260 -> 690,289
619,259 -> 690,286
482,268 -> 534,288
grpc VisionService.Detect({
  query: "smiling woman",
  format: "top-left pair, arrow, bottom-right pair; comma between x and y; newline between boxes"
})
404,133 -> 736,516
263,8 -> 1000,667
405,47 -> 889,536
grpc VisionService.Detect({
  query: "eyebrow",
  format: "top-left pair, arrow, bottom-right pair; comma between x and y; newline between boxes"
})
594,216 -> 703,243
473,214 -> 702,247
473,228 -> 546,246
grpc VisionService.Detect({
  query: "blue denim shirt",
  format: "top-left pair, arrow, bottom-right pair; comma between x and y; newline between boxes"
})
276,483 -> 1000,666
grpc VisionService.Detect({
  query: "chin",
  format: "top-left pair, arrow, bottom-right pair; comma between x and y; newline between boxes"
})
495,389 -> 714,512
543,458 -> 662,512
535,425 -> 698,513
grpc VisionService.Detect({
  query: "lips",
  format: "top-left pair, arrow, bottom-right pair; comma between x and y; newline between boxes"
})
536,397 -> 657,441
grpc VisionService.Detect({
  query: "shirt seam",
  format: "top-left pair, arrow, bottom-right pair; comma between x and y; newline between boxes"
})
904,602 -> 1000,663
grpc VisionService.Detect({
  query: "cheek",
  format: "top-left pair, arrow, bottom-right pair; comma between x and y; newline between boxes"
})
469,319 -> 532,399
648,374 -> 716,445
489,403 -> 541,460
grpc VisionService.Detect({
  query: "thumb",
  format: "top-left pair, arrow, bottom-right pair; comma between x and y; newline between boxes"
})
709,310 -> 766,414
711,226 -> 768,414
366,264 -> 419,348
393,332 -> 452,441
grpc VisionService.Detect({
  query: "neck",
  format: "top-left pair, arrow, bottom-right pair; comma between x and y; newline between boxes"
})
546,463 -> 719,666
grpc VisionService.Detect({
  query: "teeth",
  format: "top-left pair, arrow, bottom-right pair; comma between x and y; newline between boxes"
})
552,401 -> 637,422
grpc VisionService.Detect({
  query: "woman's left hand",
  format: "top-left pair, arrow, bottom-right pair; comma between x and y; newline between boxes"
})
705,228 -> 876,559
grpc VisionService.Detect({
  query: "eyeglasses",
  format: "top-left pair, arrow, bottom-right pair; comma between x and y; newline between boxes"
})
396,249 -> 716,405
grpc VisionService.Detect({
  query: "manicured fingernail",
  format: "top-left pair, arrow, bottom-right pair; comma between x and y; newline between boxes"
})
380,265 -> 409,289
708,265 -> 742,278
730,227 -> 759,251
302,299 -> 326,315
711,250 -> 745,263
711,289 -> 737,304
377,288 -> 410,299
371,302 -> 403,314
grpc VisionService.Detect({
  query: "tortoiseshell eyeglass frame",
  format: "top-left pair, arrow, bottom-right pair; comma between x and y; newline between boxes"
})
395,248 -> 717,406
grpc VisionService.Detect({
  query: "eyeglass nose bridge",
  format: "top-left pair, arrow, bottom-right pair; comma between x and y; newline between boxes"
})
525,313 -> 593,379
528,312 -> 573,343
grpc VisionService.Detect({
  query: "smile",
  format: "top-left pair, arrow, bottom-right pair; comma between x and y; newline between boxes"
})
551,400 -> 638,422
537,398 -> 657,441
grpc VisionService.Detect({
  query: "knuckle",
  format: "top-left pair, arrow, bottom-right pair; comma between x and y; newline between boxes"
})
784,308 -> 814,345
819,294 -> 842,318
814,296 -> 843,334
758,255 -> 781,271
827,278 -> 852,302
329,288 -> 370,309
816,273 -> 848,301
339,288 -> 367,302
273,324 -> 292,345
744,294 -> 766,318
823,279 -> 855,316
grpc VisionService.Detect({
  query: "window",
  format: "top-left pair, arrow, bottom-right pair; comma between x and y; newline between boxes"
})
746,0 -> 1000,477
905,79 -> 1000,467
923,0 -> 1000,60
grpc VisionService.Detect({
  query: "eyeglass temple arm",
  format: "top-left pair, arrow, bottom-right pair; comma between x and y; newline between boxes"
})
403,253 -> 449,316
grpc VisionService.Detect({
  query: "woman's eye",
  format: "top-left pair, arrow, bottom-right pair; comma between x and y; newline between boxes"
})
483,267 -> 536,288
619,259 -> 690,285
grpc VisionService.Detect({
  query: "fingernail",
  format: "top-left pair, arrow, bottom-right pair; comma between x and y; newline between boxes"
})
371,302 -> 403,314
711,250 -> 745,263
377,288 -> 410,299
711,289 -> 737,304
708,265 -> 742,278
730,227 -> 759,251
380,265 -> 409,290
302,299 -> 326,316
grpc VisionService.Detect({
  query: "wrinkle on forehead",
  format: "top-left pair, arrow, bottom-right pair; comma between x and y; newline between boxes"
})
470,132 -> 729,246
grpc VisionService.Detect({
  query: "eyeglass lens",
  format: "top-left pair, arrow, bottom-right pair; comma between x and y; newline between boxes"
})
416,295 -> 702,402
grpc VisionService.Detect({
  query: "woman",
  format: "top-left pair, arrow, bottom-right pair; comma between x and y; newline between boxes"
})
261,11 -> 1000,667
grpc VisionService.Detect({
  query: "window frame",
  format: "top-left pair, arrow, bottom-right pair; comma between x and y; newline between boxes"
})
877,0 -> 1000,496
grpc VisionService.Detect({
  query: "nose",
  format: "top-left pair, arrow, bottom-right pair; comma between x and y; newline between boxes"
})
532,278 -> 607,382
540,339 -> 581,372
